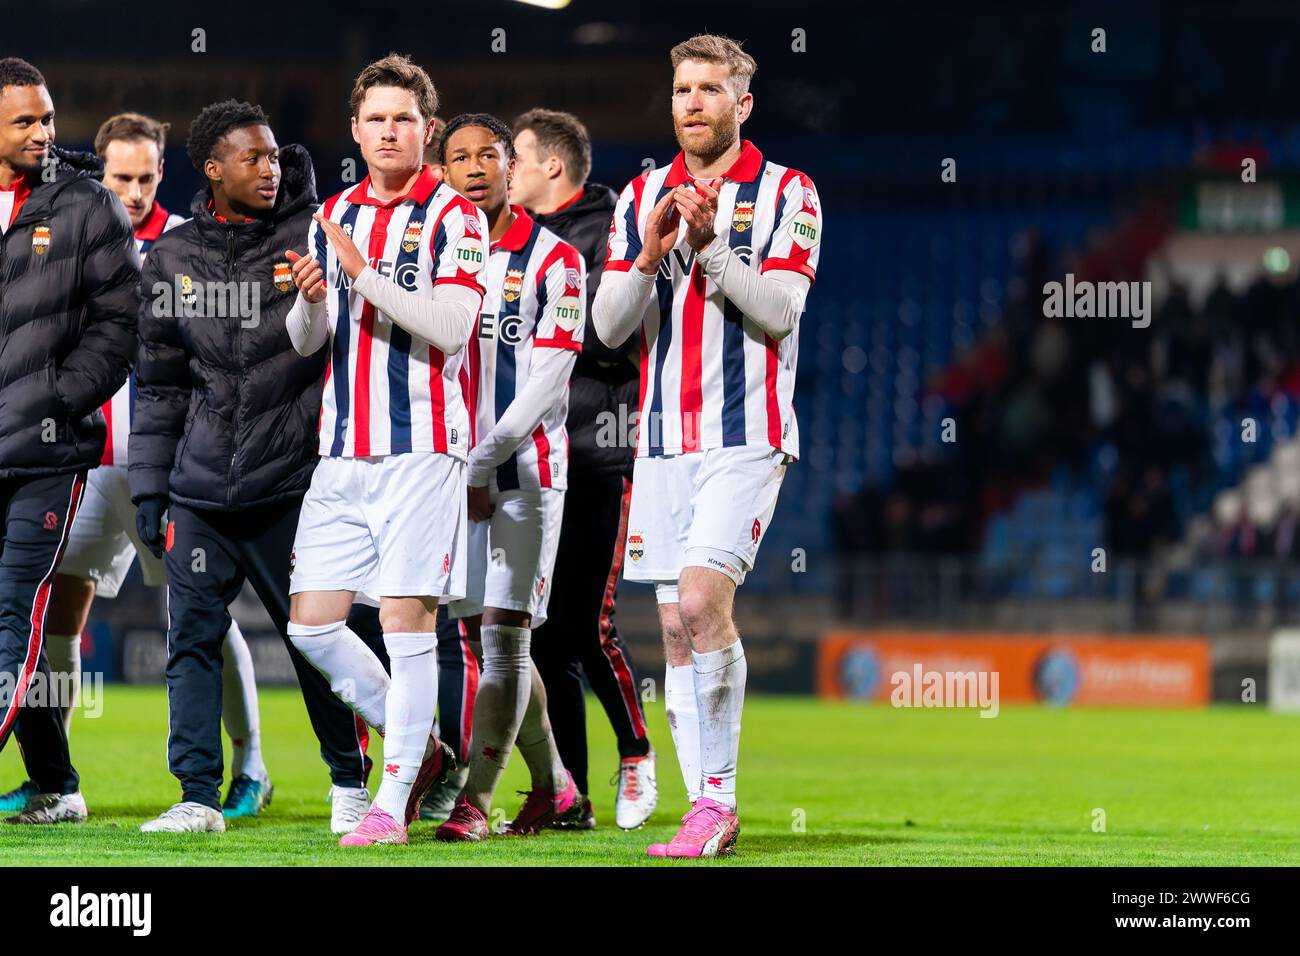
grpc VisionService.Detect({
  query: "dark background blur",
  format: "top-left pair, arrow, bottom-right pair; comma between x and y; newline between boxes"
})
14,0 -> 1300,693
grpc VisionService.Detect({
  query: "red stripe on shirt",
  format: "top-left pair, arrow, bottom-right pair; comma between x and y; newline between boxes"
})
764,333 -> 782,448
679,261 -> 706,453
532,423 -> 552,488
353,207 -> 396,456
533,338 -> 582,352
760,257 -> 816,283
428,345 -> 447,453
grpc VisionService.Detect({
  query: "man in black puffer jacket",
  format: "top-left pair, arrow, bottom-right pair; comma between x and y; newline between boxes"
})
0,59 -> 139,823
128,100 -> 385,834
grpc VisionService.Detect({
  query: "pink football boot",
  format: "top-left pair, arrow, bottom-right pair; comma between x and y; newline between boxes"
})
435,797 -> 489,842
503,771 -> 578,835
646,798 -> 739,857
338,805 -> 407,847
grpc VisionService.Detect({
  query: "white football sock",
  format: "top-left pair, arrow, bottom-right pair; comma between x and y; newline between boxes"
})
43,632 -> 80,735
371,631 -> 438,824
287,620 -> 390,732
462,624 -> 530,813
693,641 -> 746,808
221,619 -> 266,781
664,662 -> 702,803
515,657 -> 568,792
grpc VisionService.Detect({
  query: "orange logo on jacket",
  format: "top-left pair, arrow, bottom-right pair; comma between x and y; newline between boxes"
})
32,225 -> 51,255
273,261 -> 293,292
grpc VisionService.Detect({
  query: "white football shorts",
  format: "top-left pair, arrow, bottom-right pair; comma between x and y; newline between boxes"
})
623,445 -> 788,602
448,487 -> 563,627
290,453 -> 467,604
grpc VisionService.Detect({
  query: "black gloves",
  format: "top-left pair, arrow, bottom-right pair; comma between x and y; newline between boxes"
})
135,497 -> 168,559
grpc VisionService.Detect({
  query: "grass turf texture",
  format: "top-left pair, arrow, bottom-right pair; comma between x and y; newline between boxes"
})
1,685 -> 1298,866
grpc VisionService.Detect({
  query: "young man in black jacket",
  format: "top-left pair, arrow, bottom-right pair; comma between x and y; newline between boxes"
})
0,58 -> 140,824
129,100 -> 398,833
507,109 -> 655,830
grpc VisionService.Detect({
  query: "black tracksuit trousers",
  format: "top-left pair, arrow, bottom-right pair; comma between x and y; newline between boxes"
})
164,496 -> 385,809
0,472 -> 86,795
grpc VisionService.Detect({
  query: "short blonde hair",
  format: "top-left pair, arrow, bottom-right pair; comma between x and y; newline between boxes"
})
669,34 -> 757,97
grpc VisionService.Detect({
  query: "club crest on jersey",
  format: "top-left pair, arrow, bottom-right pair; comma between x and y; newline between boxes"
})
179,274 -> 197,306
31,225 -> 51,255
732,201 -> 755,233
628,530 -> 645,563
402,220 -> 423,253
553,295 -> 583,332
789,211 -> 820,250
502,268 -> 525,303
454,237 -> 485,274
272,261 -> 293,292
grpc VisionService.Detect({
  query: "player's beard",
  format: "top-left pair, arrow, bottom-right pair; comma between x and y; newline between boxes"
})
4,148 -> 46,179
674,112 -> 739,166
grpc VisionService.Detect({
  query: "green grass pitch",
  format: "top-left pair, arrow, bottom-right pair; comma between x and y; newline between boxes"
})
1,685 -> 1298,865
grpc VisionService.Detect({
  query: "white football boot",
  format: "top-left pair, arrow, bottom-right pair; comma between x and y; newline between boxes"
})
140,801 -> 226,833
328,785 -> 371,834
5,791 -> 88,825
615,750 -> 658,830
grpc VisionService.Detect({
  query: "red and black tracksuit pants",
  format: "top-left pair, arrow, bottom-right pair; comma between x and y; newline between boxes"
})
0,471 -> 86,795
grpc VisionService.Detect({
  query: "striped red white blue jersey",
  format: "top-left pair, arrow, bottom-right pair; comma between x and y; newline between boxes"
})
311,165 -> 489,460
606,140 -> 822,460
100,202 -> 186,467
460,207 -> 585,492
